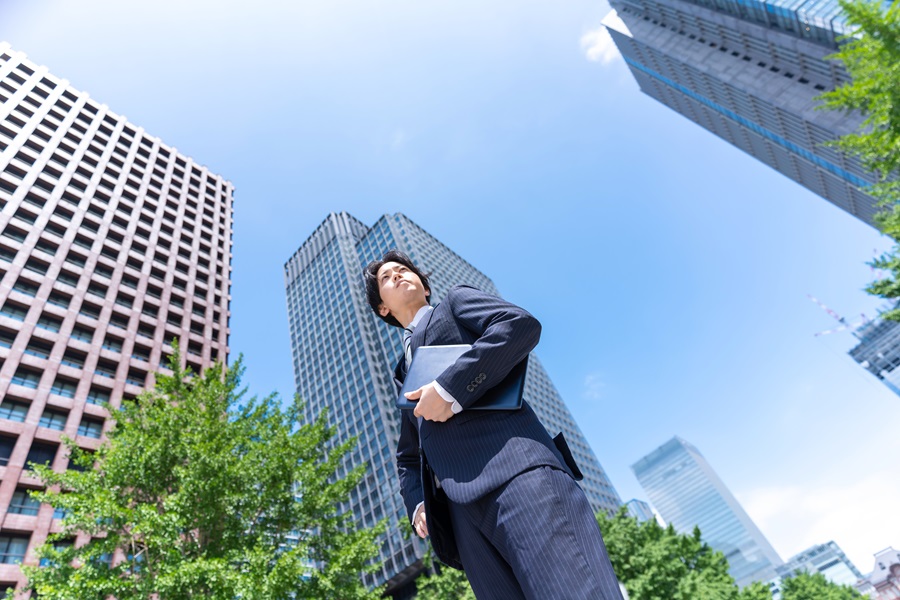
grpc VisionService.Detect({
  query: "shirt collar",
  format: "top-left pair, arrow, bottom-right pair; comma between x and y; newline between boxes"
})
408,304 -> 433,329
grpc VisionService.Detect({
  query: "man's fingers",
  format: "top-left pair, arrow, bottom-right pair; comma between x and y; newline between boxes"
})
404,386 -> 424,399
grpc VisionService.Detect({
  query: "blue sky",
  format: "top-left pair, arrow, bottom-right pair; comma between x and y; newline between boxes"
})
3,0 -> 897,573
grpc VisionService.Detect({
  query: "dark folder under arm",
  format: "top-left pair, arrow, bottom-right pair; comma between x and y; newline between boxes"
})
396,344 -> 527,411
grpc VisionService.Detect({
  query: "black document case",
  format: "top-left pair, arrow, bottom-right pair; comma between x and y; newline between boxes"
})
396,344 -> 527,411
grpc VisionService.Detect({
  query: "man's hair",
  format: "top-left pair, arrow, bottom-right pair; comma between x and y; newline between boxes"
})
363,249 -> 431,328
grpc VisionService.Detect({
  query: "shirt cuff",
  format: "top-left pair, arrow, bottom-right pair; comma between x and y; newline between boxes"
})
412,501 -> 425,526
432,380 -> 463,414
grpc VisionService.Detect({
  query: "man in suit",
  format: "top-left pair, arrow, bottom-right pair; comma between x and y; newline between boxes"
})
363,250 -> 623,600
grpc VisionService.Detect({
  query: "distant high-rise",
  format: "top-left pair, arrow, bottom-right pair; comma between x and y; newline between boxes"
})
0,42 -> 233,591
625,498 -> 656,523
849,310 -> 900,397
602,0 -> 879,226
284,212 -> 621,594
632,436 -> 782,587
770,541 -> 865,598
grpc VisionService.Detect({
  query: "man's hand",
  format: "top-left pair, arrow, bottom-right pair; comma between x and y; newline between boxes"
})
408,382 -> 454,422
413,504 -> 428,539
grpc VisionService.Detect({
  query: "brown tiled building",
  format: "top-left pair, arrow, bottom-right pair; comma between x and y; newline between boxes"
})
0,41 -> 233,591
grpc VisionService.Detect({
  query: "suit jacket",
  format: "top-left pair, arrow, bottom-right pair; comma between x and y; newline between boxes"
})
394,285 -> 577,525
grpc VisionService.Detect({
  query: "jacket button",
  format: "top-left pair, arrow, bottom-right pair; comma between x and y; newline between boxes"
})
466,385 -> 475,392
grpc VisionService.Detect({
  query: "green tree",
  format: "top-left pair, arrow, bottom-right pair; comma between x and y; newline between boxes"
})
780,571 -> 865,600
818,0 -> 900,317
597,507 -> 744,600
415,553 -> 476,600
23,350 -> 384,599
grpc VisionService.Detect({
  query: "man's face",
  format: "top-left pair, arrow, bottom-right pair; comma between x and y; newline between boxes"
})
376,261 -> 430,318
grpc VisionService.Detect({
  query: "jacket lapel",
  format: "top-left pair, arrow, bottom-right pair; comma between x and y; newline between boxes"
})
410,304 -> 437,358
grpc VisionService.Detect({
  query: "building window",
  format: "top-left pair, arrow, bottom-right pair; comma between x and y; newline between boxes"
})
86,388 -> 111,405
77,419 -> 103,439
11,368 -> 40,389
0,303 -> 27,321
102,336 -> 123,353
0,329 -> 14,349
25,442 -> 57,470
0,535 -> 30,565
37,314 -> 62,332
70,326 -> 94,343
0,400 -> 29,423
8,489 -> 40,516
50,378 -> 77,399
23,339 -> 52,360
0,436 -> 15,467
39,409 -> 68,431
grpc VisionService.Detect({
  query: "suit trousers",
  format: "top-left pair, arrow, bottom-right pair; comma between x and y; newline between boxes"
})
448,466 -> 624,600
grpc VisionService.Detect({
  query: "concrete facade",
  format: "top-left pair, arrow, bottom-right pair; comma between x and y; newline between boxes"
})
0,42 -> 233,590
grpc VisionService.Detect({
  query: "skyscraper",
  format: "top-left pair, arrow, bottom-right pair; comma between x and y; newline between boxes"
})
632,436 -> 782,587
0,43 -> 233,590
625,498 -> 657,523
771,541 -> 865,597
848,309 -> 900,397
284,211 -> 621,594
602,0 -> 879,226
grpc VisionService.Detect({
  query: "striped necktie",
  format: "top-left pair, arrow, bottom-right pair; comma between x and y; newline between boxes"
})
403,327 -> 414,369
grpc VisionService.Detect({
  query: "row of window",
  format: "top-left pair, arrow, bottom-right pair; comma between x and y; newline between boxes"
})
0,180 -> 231,274
0,64 -> 230,202
0,399 -> 103,437
0,435 -> 86,471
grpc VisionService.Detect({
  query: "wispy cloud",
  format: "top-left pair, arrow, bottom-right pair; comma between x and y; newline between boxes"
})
583,372 -> 607,400
737,471 -> 900,572
392,129 -> 410,150
580,26 -> 620,65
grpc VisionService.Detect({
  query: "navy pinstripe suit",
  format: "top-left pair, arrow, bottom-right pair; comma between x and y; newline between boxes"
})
393,285 -> 624,599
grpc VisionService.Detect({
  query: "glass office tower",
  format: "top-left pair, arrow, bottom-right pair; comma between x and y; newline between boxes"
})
0,43 -> 233,592
284,211 -> 621,594
633,436 -> 782,587
603,0 -> 882,226
770,541 -> 865,597
849,309 -> 900,397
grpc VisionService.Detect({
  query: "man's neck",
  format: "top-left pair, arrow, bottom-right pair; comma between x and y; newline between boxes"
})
396,302 -> 430,329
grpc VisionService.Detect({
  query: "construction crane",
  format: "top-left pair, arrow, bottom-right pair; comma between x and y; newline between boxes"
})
807,294 -> 868,338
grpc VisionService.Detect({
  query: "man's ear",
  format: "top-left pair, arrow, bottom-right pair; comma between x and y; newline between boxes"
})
425,288 -> 430,298
378,304 -> 390,318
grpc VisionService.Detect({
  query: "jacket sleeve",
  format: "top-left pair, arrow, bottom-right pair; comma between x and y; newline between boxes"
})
396,410 -> 424,523
434,285 -> 541,410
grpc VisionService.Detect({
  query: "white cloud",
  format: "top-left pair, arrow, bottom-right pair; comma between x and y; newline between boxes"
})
580,27 -> 620,65
583,372 -> 607,400
392,129 -> 410,150
737,471 -> 900,574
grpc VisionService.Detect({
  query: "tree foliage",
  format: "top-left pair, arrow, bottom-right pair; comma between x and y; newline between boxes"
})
779,571 -> 865,600
415,552 -> 476,600
597,507 -> 747,600
23,350 -> 384,599
819,0 -> 900,317
597,509 -> 866,600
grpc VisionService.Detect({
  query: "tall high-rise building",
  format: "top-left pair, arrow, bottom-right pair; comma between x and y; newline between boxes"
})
625,498 -> 657,523
770,541 -> 865,598
632,436 -> 782,587
284,211 -> 621,594
849,309 -> 900,397
602,0 -> 879,226
0,43 -> 233,590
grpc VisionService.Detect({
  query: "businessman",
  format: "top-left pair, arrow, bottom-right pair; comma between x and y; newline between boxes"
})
363,250 -> 624,600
